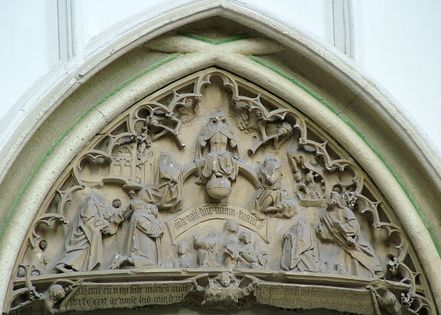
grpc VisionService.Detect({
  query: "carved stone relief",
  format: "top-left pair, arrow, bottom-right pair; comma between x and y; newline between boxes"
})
6,69 -> 435,314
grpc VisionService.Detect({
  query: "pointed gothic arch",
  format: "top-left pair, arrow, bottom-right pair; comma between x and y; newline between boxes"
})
0,2 -> 440,314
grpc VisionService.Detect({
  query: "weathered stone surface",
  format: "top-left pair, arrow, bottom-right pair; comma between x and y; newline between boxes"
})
5,68 -> 434,314
255,283 -> 376,314
60,281 -> 194,312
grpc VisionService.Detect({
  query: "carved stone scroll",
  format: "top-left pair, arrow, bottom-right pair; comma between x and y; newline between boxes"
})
166,204 -> 268,243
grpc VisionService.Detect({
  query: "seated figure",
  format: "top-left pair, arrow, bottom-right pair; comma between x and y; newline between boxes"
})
254,156 -> 296,219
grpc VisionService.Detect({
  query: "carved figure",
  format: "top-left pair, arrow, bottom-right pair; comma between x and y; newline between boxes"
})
191,272 -> 259,310
254,156 -> 296,219
143,107 -> 185,149
55,188 -> 122,272
223,219 -> 240,267
289,154 -> 325,203
134,126 -> 154,182
156,152 -> 183,212
112,190 -> 163,269
222,220 -> 266,269
43,283 -> 77,314
249,120 -> 294,155
193,235 -> 218,267
174,240 -> 194,268
237,231 -> 267,269
195,111 -> 239,200
316,191 -> 383,277
368,284 -> 403,315
281,210 -> 319,272
386,256 -> 413,284
136,126 -> 152,162
35,240 -> 49,268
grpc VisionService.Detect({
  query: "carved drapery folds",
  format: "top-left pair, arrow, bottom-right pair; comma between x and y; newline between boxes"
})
6,69 -> 434,314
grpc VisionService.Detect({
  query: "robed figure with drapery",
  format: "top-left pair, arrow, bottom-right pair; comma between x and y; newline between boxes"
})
316,191 -> 383,277
281,211 -> 319,272
195,111 -> 240,200
195,111 -> 239,182
112,190 -> 163,269
56,188 -> 122,272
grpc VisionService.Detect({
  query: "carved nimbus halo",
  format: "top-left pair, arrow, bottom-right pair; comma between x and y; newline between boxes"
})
6,68 -> 434,314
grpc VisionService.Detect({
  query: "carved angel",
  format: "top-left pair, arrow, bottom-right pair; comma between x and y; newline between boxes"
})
189,273 -> 259,310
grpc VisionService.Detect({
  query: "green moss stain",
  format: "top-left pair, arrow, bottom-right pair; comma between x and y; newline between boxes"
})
249,55 -> 441,257
177,31 -> 250,45
0,53 -> 180,243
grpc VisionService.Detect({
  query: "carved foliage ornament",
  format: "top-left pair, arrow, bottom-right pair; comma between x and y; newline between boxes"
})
6,69 -> 434,314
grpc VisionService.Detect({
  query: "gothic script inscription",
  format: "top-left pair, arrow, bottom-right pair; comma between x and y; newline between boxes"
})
59,281 -> 194,312
166,204 -> 268,242
255,283 -> 378,315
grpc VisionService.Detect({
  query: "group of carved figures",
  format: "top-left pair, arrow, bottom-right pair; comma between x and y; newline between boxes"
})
108,110 -> 321,215
281,189 -> 383,278
51,110 -> 383,278
7,69 -> 433,315
53,185 -> 381,280
55,187 -> 163,272
175,219 -> 267,269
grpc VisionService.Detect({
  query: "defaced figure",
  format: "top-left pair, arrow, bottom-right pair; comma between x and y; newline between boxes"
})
193,235 -> 217,267
156,152 -> 183,212
254,156 -> 296,219
175,240 -> 194,268
195,111 -> 240,200
237,231 -> 267,269
223,219 -> 240,267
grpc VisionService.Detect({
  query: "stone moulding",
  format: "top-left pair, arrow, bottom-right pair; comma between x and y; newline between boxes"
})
0,0 -> 440,314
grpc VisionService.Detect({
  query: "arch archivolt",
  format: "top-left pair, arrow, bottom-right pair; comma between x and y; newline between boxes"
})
0,5 -> 440,314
